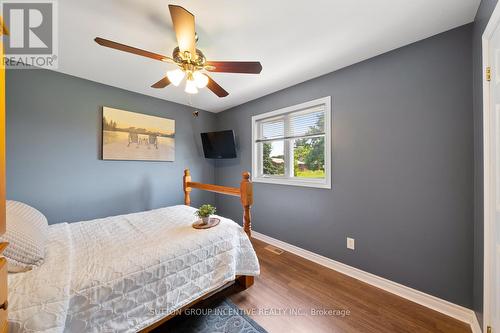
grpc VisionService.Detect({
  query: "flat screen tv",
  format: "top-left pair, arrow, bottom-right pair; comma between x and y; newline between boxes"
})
200,130 -> 237,159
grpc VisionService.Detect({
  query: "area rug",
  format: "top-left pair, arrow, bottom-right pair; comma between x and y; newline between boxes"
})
157,298 -> 268,333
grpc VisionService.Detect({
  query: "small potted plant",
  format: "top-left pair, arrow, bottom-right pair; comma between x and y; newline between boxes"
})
195,204 -> 216,225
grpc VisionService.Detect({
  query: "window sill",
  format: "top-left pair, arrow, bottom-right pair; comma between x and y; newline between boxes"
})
252,176 -> 331,189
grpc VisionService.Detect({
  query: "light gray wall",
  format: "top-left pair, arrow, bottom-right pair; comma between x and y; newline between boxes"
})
472,0 -> 497,326
6,69 -> 216,224
214,24 -> 474,307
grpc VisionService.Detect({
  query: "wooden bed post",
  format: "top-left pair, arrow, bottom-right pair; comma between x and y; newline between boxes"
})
240,172 -> 253,238
183,169 -> 192,206
237,171 -> 254,289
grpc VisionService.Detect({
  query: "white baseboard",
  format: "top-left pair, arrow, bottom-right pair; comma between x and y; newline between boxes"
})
252,231 -> 482,333
470,314 -> 482,333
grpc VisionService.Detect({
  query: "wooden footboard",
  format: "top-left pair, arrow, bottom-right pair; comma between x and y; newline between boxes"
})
139,170 -> 255,332
183,169 -> 253,237
183,168 -> 255,290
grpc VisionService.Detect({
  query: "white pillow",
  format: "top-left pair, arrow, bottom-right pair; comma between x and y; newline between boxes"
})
1,200 -> 48,272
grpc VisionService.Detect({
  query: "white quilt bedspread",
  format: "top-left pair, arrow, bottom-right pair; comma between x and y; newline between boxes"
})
8,222 -> 73,333
8,205 -> 260,333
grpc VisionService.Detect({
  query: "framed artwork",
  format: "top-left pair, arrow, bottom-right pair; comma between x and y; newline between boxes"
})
102,106 -> 175,161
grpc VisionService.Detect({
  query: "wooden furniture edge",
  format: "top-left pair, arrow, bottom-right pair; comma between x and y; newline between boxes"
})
0,21 -> 7,333
0,243 -> 8,256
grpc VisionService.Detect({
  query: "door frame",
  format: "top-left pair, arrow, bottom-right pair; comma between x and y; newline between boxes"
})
482,2 -> 500,329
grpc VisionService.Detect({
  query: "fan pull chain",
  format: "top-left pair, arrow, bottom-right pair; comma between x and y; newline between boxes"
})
188,95 -> 199,118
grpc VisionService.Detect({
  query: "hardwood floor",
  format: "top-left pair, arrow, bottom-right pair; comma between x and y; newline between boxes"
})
225,238 -> 471,333
158,238 -> 471,333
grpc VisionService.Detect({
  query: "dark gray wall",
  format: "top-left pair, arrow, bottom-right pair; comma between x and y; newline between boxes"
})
214,25 -> 474,307
472,0 -> 497,326
6,69 -> 216,224
5,22 -> 477,310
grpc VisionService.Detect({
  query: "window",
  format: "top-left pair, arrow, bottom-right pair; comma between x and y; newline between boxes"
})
252,96 -> 331,189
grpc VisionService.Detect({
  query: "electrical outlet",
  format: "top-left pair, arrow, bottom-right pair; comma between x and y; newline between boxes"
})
347,237 -> 355,250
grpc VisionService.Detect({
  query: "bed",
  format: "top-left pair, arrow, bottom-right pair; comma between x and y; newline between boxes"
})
6,170 -> 260,333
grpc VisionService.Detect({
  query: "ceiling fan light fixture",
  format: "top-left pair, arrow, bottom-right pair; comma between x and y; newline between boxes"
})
193,71 -> 209,88
185,78 -> 198,94
94,5 -> 262,98
166,69 -> 185,86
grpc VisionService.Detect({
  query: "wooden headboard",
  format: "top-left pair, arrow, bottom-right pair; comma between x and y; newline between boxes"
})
183,169 -> 253,237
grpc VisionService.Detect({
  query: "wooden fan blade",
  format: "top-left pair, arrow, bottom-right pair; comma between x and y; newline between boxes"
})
94,37 -> 173,63
168,5 -> 196,58
151,77 -> 171,88
205,61 -> 262,74
206,75 -> 229,97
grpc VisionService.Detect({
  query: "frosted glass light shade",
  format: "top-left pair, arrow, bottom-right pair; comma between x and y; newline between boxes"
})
193,71 -> 209,88
166,69 -> 185,86
185,79 -> 198,94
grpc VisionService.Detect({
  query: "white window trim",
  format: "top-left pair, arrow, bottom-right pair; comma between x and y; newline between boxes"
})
251,96 -> 332,189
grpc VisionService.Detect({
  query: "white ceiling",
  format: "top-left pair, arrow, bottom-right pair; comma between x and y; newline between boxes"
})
57,0 -> 480,112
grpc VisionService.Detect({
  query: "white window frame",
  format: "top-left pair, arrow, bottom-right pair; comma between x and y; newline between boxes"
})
251,96 -> 331,189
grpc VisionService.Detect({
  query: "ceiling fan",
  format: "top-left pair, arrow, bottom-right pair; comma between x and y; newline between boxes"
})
94,4 -> 262,98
